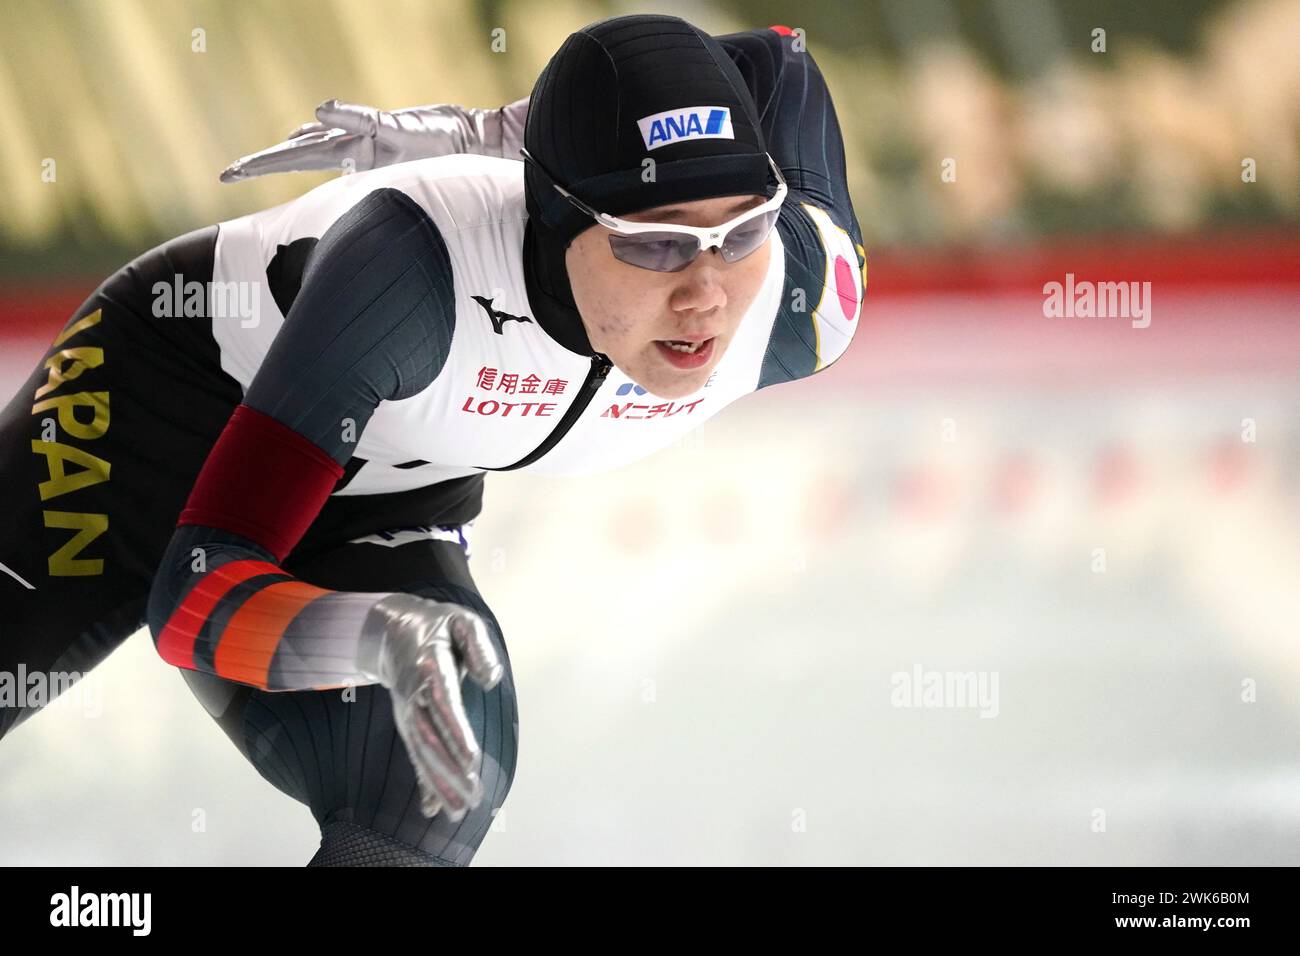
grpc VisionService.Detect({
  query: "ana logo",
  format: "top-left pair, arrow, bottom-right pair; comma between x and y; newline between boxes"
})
471,295 -> 533,335
615,382 -> 648,396
637,106 -> 733,151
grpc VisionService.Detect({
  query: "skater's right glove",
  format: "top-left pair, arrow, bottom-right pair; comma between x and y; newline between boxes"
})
355,593 -> 504,822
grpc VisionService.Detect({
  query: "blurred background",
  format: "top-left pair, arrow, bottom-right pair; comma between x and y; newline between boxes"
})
1,0 -> 1298,865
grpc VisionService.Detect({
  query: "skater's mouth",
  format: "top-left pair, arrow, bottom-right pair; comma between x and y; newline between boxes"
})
654,335 -> 716,369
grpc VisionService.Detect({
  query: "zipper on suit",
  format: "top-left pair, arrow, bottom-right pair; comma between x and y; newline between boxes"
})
478,352 -> 613,471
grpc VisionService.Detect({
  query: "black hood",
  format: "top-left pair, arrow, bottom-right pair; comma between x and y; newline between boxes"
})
522,216 -> 598,358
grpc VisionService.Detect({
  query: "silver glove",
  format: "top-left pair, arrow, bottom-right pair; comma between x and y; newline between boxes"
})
356,593 -> 504,822
219,97 -> 528,182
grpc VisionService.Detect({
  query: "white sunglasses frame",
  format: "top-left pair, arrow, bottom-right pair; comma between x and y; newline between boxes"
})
519,147 -> 788,267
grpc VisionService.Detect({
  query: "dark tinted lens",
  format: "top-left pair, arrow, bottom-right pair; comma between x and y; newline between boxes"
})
608,232 -> 699,272
720,209 -> 779,263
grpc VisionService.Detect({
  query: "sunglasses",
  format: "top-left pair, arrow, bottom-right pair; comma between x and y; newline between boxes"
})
519,147 -> 787,273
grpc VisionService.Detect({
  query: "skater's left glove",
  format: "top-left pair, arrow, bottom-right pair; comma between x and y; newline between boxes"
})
355,593 -> 504,822
219,97 -> 528,182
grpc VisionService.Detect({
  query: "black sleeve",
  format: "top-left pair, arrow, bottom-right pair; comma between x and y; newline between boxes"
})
714,27 -> 860,241
711,29 -> 867,390
244,187 -> 458,461
145,187 -> 462,690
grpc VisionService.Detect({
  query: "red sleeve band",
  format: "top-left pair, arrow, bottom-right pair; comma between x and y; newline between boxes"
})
177,403 -> 344,561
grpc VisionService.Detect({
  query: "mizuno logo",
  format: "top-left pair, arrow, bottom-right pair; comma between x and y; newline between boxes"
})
637,106 -> 734,150
472,295 -> 534,335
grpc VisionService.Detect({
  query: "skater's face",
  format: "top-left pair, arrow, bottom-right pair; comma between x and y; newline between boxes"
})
565,193 -> 773,399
